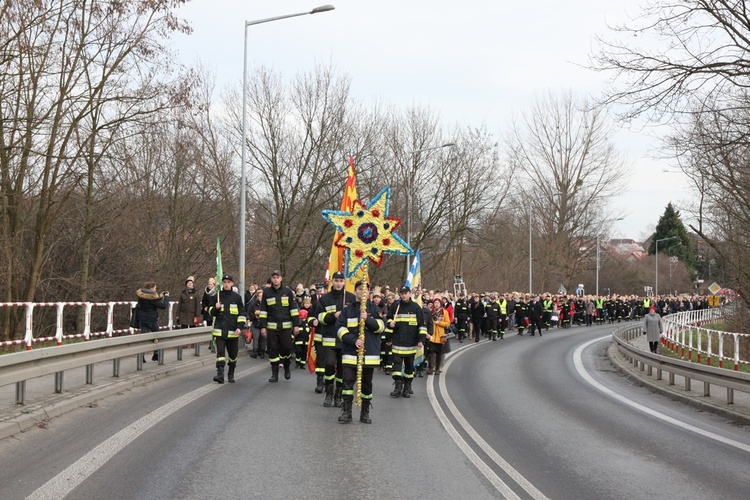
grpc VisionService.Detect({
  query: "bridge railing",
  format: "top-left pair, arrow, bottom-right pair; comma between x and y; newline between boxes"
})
0,301 -> 177,350
0,326 -> 212,405
661,305 -> 749,371
612,305 -> 750,405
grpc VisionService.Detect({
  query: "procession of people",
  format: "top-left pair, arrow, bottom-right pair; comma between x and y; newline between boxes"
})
138,268 -> 720,426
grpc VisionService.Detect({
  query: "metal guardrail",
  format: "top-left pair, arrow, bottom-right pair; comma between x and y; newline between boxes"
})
612,323 -> 750,405
0,327 -> 212,404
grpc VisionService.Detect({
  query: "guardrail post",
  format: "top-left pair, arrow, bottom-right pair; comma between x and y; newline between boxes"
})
56,302 -> 65,345
137,353 -> 144,370
177,345 -> 183,361
727,387 -> 734,405
24,302 -> 35,350
83,302 -> 93,341
16,381 -> 25,405
656,368 -> 662,380
669,372 -> 675,385
685,376 -> 691,391
106,302 -> 116,338
113,358 -> 120,377
55,372 -> 64,393
86,364 -> 94,384
703,381 -> 710,397
194,342 -> 201,356
733,334 -> 740,371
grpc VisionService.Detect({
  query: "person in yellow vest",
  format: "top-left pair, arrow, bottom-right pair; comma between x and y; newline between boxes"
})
497,293 -> 509,339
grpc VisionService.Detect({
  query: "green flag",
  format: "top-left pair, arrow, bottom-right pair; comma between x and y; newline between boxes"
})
216,236 -> 223,284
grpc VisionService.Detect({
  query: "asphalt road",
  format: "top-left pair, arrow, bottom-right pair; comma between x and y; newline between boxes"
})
1,324 -> 749,499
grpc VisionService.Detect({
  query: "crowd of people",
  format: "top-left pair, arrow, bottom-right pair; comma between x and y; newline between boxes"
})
133,272 -> 723,425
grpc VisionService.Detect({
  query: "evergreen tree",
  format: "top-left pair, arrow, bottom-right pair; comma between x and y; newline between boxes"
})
647,203 -> 695,269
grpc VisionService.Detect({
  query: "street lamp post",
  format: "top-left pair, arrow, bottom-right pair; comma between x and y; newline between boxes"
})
654,236 -> 678,296
239,5 -> 334,296
405,142 -> 456,278
595,217 -> 624,296
669,255 -> 679,294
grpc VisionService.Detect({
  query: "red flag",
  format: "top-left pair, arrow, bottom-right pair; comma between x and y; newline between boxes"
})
324,156 -> 368,291
306,326 -> 317,374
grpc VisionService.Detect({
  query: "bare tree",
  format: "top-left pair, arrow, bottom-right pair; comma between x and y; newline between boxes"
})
505,91 -> 627,292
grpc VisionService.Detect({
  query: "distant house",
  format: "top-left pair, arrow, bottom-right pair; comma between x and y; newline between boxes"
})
607,239 -> 648,261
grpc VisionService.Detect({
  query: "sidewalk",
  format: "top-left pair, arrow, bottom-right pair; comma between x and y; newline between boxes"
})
0,346 -> 217,440
608,335 -> 750,425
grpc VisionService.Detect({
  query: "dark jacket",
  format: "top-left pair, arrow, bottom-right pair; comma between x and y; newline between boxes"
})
201,286 -> 217,323
259,284 -> 300,331
136,288 -> 168,324
210,289 -> 246,338
336,299 -> 385,366
387,298 -> 426,354
313,287 -> 356,347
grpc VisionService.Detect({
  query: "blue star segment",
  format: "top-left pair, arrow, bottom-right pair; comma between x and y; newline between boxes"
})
322,187 -> 413,278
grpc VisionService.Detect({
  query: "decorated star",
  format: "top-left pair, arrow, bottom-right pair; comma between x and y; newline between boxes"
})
322,187 -> 413,277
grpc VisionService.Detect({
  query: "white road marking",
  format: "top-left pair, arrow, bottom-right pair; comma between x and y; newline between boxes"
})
574,336 -> 750,454
428,342 -> 549,500
27,364 -> 267,500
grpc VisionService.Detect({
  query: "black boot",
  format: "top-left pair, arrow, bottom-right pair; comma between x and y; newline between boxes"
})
268,364 -> 279,383
151,352 -> 159,361
492,332 -> 497,341
390,380 -> 403,398
333,385 -> 343,408
283,360 -> 291,380
338,399 -> 353,424
315,373 -> 324,393
360,399 -> 372,424
436,354 -> 445,375
249,350 -> 258,359
213,365 -> 225,384
227,365 -> 235,383
402,379 -> 412,398
323,383 -> 334,407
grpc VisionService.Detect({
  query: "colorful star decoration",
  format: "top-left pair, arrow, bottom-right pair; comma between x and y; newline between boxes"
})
322,187 -> 413,278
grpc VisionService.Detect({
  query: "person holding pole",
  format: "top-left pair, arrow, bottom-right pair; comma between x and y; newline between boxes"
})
335,280 -> 384,424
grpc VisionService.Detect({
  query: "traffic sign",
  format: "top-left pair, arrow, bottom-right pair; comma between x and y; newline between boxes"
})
708,282 -> 721,295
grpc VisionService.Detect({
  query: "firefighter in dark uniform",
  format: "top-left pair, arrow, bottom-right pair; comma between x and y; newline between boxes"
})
454,293 -> 470,343
335,280 -> 385,424
259,270 -> 300,383
386,286 -> 426,399
311,271 -> 355,407
209,274 -> 246,384
486,293 -> 500,341
515,294 -> 528,336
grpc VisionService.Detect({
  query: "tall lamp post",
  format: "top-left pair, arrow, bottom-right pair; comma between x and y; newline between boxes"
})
405,142 -> 456,278
595,217 -> 624,295
654,236 -> 678,296
238,5 -> 334,296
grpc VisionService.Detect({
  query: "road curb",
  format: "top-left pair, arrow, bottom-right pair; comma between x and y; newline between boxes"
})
0,356 -> 215,441
607,343 -> 750,426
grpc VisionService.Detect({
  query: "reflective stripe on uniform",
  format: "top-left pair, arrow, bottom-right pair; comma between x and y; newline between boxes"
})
342,354 -> 380,365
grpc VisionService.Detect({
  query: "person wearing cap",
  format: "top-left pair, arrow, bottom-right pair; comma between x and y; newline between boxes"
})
485,293 -> 500,341
334,279 -> 384,423
259,270 -> 300,383
386,285 -> 426,398
175,276 -> 201,329
311,270 -> 355,405
514,293 -> 528,336
454,293 -> 469,343
643,306 -> 663,353
528,295 -> 544,337
209,274 -> 246,383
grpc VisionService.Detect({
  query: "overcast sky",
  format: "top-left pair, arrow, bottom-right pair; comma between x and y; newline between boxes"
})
171,0 -> 691,242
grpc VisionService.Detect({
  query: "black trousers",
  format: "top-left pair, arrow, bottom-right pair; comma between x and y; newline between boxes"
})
215,337 -> 239,367
320,345 -> 343,386
342,364 -> 373,401
392,354 -> 415,381
267,329 -> 294,366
